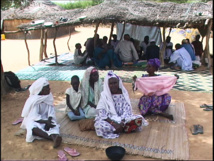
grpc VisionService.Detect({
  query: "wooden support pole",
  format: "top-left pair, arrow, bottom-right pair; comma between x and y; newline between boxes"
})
43,29 -> 48,59
67,26 -> 72,51
108,22 -> 114,44
24,31 -> 31,66
168,27 -> 172,36
39,28 -> 44,61
53,27 -> 59,65
203,20 -> 212,68
159,26 -> 166,66
120,21 -> 126,41
94,22 -> 100,48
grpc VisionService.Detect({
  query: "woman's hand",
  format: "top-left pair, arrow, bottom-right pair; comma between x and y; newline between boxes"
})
113,123 -> 124,134
133,75 -> 137,82
147,92 -> 155,96
44,119 -> 56,131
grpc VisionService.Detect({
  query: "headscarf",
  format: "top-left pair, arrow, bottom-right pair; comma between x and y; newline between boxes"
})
96,71 -> 132,122
21,77 -> 54,117
80,66 -> 103,108
147,58 -> 161,70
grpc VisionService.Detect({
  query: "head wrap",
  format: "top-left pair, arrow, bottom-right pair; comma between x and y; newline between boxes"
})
96,71 -> 132,122
80,66 -> 102,108
21,77 -> 53,118
91,68 -> 98,74
147,58 -> 161,70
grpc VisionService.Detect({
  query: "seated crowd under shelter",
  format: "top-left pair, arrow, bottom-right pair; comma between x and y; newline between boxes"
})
73,32 -> 204,71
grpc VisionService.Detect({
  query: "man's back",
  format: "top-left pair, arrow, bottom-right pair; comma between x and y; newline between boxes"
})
146,44 -> 160,60
115,40 -> 139,62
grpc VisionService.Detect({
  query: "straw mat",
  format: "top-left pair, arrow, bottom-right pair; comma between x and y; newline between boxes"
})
56,99 -> 189,160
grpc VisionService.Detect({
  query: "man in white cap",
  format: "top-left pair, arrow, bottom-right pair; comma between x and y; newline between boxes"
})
145,39 -> 160,61
20,77 -> 62,148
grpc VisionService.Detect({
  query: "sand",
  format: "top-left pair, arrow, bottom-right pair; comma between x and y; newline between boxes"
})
1,26 -> 213,160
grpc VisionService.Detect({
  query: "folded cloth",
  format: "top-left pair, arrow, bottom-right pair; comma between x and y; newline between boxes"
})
135,75 -> 177,96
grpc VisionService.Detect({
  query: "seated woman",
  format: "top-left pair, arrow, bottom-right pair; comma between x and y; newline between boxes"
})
133,58 -> 178,120
93,40 -> 122,69
94,71 -> 148,139
80,66 -> 103,118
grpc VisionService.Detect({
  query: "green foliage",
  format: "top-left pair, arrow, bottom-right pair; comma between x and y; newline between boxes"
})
141,0 -> 211,3
54,0 -> 104,9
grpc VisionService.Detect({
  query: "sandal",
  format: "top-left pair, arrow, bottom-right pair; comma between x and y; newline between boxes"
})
12,118 -> 24,125
58,150 -> 68,161
190,125 -> 198,135
197,124 -> 204,134
64,147 -> 80,157
203,107 -> 213,111
200,104 -> 213,108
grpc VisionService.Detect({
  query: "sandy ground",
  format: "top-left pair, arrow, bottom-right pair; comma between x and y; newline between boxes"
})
1,26 -> 213,160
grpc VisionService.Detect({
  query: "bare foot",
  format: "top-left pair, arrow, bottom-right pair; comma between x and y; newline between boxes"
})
53,135 -> 62,148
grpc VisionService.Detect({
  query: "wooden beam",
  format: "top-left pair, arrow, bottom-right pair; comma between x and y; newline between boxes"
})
204,20 -> 212,68
39,28 -> 44,61
24,31 -> 30,66
67,26 -> 72,51
120,21 -> 126,41
43,29 -> 48,59
94,22 -> 100,48
53,27 -> 59,65
108,22 -> 114,44
159,26 -> 166,66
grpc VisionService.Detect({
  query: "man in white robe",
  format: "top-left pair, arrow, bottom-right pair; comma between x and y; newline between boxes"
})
114,34 -> 139,62
20,77 -> 62,148
169,43 -> 193,71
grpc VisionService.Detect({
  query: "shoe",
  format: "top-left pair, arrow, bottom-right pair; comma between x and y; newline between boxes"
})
64,147 -> 80,157
190,125 -> 198,135
12,118 -> 24,125
203,107 -> 213,111
200,104 -> 213,108
58,150 -> 68,161
197,124 -> 203,134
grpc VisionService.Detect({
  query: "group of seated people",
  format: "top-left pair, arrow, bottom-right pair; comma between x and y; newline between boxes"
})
20,58 -> 179,147
74,33 -> 204,71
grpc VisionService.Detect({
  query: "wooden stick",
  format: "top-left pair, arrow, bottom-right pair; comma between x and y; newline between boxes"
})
203,20 -> 212,68
94,22 -> 100,48
108,22 -> 114,44
168,27 -> 172,36
24,31 -> 30,66
159,27 -> 166,66
53,27 -> 59,65
120,21 -> 126,41
43,29 -> 48,59
67,26 -> 71,51
39,28 -> 44,61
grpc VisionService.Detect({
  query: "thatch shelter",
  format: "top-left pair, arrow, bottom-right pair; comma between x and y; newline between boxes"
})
1,0 -> 213,66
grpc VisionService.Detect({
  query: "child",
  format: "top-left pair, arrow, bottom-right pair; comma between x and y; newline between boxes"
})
20,77 -> 62,148
73,43 -> 88,65
65,75 -> 85,121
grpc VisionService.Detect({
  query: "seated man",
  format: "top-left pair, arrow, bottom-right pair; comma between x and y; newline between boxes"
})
145,39 -> 160,61
181,39 -> 196,61
20,77 -> 62,148
110,34 -> 119,49
114,34 -> 139,63
169,43 -> 193,71
160,36 -> 173,64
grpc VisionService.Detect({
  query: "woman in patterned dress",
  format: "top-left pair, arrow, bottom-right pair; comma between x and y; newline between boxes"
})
94,71 -> 148,139
133,58 -> 174,120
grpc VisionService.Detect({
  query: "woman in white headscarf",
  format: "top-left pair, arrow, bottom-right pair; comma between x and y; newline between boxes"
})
94,71 -> 148,139
80,66 -> 103,118
20,77 -> 61,148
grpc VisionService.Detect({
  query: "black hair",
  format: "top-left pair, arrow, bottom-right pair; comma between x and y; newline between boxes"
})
71,75 -> 79,82
75,43 -> 81,48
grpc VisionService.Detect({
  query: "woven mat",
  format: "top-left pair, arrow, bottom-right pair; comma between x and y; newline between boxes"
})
56,99 -> 189,160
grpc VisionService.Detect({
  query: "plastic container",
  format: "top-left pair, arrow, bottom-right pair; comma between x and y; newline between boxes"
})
1,34 -> 5,40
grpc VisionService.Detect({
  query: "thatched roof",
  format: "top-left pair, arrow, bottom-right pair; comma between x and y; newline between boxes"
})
1,0 -> 213,30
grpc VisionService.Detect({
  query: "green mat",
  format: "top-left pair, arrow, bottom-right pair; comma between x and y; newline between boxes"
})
15,65 -> 213,93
